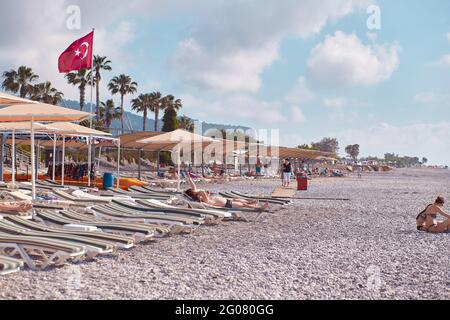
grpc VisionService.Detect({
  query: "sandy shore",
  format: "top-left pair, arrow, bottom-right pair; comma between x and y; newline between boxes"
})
0,168 -> 448,300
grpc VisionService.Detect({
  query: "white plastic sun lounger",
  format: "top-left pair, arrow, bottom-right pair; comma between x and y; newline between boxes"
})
0,232 -> 86,270
0,255 -> 23,275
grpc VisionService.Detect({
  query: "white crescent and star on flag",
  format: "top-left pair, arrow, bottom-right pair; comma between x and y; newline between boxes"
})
74,42 -> 90,60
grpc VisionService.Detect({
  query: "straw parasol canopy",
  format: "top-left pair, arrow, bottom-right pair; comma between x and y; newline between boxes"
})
0,92 -> 39,106
137,129 -> 217,152
137,129 -> 217,191
0,121 -> 54,132
0,103 -> 91,122
45,122 -> 111,136
0,103 -> 91,199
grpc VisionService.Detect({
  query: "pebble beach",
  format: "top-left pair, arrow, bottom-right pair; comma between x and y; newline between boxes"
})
0,168 -> 448,300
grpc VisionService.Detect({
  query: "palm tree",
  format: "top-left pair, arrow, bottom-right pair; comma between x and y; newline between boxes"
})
1,66 -> 39,97
148,91 -> 163,131
30,81 -> 64,105
99,99 -> 122,129
179,115 -> 194,132
131,93 -> 153,131
89,55 -> 112,118
108,74 -> 138,132
65,69 -> 89,111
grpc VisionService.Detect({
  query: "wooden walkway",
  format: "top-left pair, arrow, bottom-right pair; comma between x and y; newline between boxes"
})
271,186 -> 296,198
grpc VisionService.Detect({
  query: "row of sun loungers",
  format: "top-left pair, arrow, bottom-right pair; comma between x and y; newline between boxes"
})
0,180 -> 290,274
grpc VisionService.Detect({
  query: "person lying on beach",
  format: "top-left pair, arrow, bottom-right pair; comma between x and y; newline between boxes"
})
0,200 -> 33,213
184,173 -> 269,210
416,196 -> 450,233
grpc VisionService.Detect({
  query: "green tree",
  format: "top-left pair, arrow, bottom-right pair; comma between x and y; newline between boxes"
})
65,69 -> 89,111
298,144 -> 319,150
90,55 -> 112,118
30,81 -> 64,105
100,99 -> 121,129
1,66 -> 39,98
422,157 -> 428,165
108,74 -> 138,132
345,144 -> 360,161
149,91 -> 163,131
311,137 -> 339,153
179,115 -> 195,132
131,93 -> 153,131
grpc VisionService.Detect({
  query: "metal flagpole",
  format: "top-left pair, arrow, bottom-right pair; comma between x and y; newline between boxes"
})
88,28 -> 95,188
89,28 -> 95,129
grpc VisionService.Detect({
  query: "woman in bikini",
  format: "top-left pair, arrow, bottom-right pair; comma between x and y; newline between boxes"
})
184,174 -> 268,210
416,196 -> 450,233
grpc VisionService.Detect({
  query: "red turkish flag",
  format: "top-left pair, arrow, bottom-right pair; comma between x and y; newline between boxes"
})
58,31 -> 94,73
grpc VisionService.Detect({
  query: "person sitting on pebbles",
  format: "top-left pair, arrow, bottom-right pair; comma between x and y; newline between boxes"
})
184,173 -> 269,210
416,196 -> 450,233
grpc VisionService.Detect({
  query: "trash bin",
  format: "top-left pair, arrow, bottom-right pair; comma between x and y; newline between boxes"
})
296,172 -> 308,191
103,172 -> 115,190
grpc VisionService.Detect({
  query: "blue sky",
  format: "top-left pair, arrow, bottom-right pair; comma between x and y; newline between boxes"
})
0,0 -> 449,164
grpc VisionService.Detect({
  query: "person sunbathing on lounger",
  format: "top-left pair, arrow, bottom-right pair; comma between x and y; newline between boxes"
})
185,174 -> 268,210
416,196 -> 450,233
0,200 -> 33,213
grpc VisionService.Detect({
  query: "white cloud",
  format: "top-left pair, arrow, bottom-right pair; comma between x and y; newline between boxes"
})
324,97 -> 349,108
181,94 -> 287,127
413,91 -> 450,105
171,0 -> 370,92
435,54 -> 450,67
307,31 -> 400,87
334,122 -> 450,165
291,106 -> 306,123
285,77 -> 314,104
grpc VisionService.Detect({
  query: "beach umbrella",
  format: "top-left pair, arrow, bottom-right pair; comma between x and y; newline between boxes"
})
137,129 -> 217,191
0,92 -> 39,106
0,122 -> 55,185
0,103 -> 90,199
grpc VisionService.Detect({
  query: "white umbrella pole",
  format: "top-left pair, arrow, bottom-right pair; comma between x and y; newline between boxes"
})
88,135 -> 92,187
61,135 -> 65,187
30,119 -> 36,200
177,144 -> 181,192
11,130 -> 15,185
98,146 -> 102,173
52,134 -> 56,181
116,138 -> 121,189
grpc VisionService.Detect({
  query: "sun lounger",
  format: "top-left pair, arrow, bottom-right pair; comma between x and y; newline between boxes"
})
0,255 -> 23,275
135,199 -> 232,220
0,219 -> 114,258
106,188 -> 172,200
0,231 -> 86,270
129,185 -> 181,195
35,210 -> 156,243
113,199 -> 206,219
219,191 -> 291,205
52,189 -> 112,205
4,216 -> 134,249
